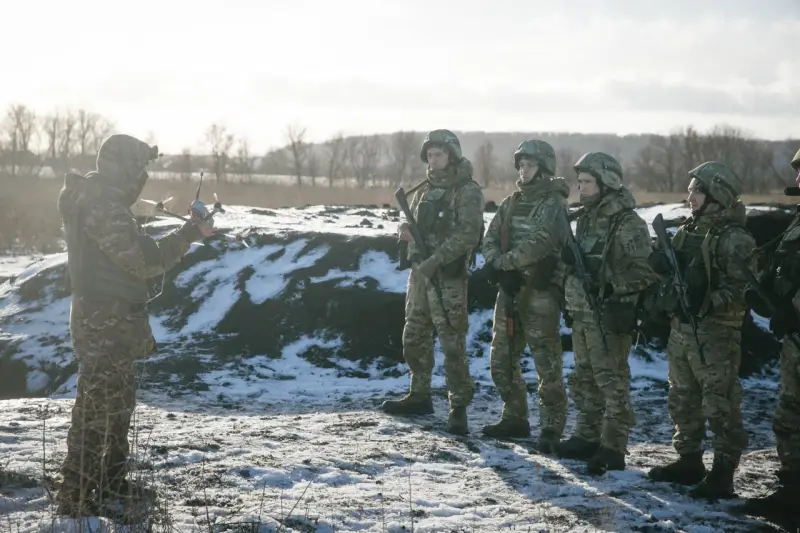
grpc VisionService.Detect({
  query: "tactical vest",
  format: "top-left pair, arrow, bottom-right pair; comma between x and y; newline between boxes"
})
65,207 -> 150,304
770,211 -> 800,301
410,178 -> 484,270
576,207 -> 635,300
672,219 -> 745,318
501,190 -> 563,288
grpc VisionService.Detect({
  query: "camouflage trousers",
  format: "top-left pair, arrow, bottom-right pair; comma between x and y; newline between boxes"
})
402,268 -> 474,408
774,335 -> 800,473
568,315 -> 635,453
489,286 -> 566,435
59,297 -> 154,499
666,320 -> 749,458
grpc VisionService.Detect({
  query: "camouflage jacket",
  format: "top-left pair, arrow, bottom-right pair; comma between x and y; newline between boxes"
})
58,172 -> 200,304
666,202 -> 756,326
401,157 -> 485,275
482,176 -> 570,287
564,186 -> 656,314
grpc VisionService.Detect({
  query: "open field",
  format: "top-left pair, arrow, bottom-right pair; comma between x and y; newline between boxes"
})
0,176 -> 795,255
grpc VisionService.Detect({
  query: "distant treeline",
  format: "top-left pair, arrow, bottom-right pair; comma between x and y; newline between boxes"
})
0,103 -> 797,193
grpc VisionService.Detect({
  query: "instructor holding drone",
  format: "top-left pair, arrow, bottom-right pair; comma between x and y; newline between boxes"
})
54,133 -> 216,517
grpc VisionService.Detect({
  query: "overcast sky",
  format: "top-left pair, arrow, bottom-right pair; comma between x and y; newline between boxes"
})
3,0 -> 798,152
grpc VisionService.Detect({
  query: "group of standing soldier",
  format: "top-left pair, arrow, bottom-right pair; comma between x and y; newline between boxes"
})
48,129 -> 796,525
386,129 -> 799,523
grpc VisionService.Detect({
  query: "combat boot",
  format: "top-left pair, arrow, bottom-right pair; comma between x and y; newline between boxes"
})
647,451 -> 706,485
535,428 -> 560,455
739,469 -> 800,522
689,453 -> 738,501
381,393 -> 434,416
587,446 -> 626,475
482,418 -> 530,440
555,436 -> 600,460
446,406 -> 468,435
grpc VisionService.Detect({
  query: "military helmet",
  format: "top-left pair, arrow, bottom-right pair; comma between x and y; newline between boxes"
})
514,140 -> 556,175
688,161 -> 742,208
573,152 -> 623,190
420,129 -> 462,164
791,147 -> 800,171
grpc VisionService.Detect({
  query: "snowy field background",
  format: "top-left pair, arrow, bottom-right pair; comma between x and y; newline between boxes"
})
0,202 -> 796,532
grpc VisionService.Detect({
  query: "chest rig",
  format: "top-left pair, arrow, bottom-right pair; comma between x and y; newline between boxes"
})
575,207 -> 634,300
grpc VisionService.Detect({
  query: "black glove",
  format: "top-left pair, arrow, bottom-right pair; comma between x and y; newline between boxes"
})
745,289 -> 771,317
647,250 -> 672,276
561,246 -> 576,266
563,310 -> 574,328
770,300 -> 800,338
473,261 -> 500,285
498,270 -> 525,296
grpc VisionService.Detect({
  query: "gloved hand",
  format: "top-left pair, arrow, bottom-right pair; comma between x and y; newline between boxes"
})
647,250 -> 672,276
417,256 -> 440,280
498,270 -> 525,296
473,261 -> 500,285
770,300 -> 800,338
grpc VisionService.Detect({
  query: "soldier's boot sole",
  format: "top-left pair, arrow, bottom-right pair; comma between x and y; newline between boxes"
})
446,406 -> 468,435
587,447 -> 626,476
381,395 -> 434,416
481,418 -> 531,440
647,452 -> 706,485
555,437 -> 600,460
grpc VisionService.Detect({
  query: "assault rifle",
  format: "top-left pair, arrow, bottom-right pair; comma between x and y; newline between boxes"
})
561,208 -> 609,351
394,187 -> 451,328
652,213 -> 705,364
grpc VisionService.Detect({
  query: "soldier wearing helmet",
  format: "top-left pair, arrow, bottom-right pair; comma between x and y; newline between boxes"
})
736,149 -> 800,522
478,139 -> 569,452
382,129 -> 485,435
556,152 -> 657,475
647,160 -> 756,502
54,134 -> 215,516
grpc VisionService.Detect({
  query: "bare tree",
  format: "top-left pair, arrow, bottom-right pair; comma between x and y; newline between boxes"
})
324,133 -> 346,188
307,145 -> 319,187
179,148 -> 193,181
75,110 -> 99,157
234,139 -> 254,183
284,124 -> 307,187
205,123 -> 235,183
347,135 -> 383,187
388,131 -> 417,187
2,104 -> 39,177
474,140 -> 497,187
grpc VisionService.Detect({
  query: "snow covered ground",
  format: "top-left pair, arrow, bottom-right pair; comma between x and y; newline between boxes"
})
0,202 -> 795,532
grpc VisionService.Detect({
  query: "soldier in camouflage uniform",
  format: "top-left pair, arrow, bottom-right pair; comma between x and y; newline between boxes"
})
647,161 -> 755,502
382,129 -> 485,435
737,149 -> 800,521
55,134 -> 214,516
480,140 -> 569,452
557,152 -> 657,475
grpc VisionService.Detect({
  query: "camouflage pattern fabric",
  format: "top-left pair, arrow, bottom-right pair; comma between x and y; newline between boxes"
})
56,134 -> 202,510
563,186 -> 656,453
488,287 -> 565,433
666,321 -> 749,458
569,317 -> 635,453
774,328 -> 800,472
399,157 -> 484,408
771,217 -> 800,474
482,177 -> 570,433
661,202 -> 755,459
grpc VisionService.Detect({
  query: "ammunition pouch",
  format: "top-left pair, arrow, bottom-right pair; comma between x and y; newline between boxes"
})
416,199 -> 440,235
397,241 -> 411,270
602,299 -> 638,334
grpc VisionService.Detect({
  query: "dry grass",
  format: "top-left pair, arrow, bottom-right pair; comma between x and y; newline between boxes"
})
0,176 -> 794,254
